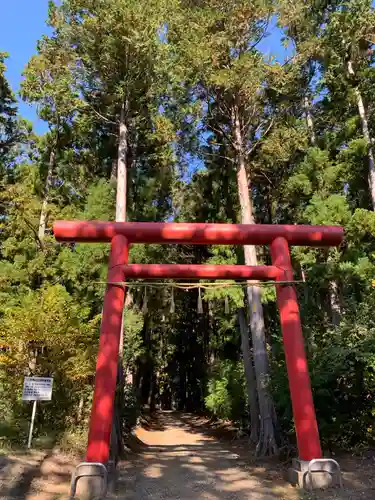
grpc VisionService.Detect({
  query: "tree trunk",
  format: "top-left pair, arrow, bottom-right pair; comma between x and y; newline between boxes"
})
303,95 -> 316,146
232,103 -> 278,456
238,308 -> 259,443
116,100 -> 128,222
112,100 -> 130,454
38,149 -> 55,243
347,60 -> 375,210
329,280 -> 341,328
207,302 -> 215,369
28,348 -> 38,374
30,148 -> 55,384
77,394 -> 84,423
111,159 -> 117,184
115,99 -> 131,382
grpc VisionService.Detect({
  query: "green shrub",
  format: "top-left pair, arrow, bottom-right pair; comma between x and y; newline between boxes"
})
271,316 -> 375,450
205,359 -> 247,423
120,382 -> 139,439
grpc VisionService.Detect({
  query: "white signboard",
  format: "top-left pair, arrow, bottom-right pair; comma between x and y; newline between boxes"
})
22,377 -> 53,401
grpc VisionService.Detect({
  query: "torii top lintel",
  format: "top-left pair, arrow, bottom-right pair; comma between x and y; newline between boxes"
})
53,221 -> 343,247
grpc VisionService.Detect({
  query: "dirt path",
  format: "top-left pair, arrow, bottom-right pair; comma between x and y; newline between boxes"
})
1,412 -> 374,499
109,412 -> 297,500
0,449 -> 75,499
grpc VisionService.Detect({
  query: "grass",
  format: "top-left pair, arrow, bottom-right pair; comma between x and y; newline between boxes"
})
0,418 -> 87,458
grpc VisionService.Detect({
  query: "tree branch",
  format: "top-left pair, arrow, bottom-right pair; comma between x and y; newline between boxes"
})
245,118 -> 274,157
249,14 -> 271,51
81,102 -> 117,125
203,151 -> 235,164
23,216 -> 44,250
208,123 -> 233,146
259,170 -> 274,187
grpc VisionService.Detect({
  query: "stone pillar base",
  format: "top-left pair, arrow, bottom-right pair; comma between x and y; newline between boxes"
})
70,462 -> 108,499
286,458 -> 342,490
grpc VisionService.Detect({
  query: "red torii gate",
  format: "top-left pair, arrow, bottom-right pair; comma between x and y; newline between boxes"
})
54,221 -> 343,482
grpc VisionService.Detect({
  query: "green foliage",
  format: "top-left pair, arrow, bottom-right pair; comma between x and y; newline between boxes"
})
120,382 -> 140,434
205,360 -> 247,423
0,53 -> 19,162
272,303 -> 375,448
123,308 -> 144,370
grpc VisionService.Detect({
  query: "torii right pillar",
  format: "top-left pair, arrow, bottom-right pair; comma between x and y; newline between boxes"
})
271,237 -> 342,488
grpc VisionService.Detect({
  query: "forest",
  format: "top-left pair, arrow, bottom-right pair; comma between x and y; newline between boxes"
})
1,0 -> 375,460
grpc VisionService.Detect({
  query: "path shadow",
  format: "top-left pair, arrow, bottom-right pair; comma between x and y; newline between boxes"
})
113,446 -> 288,499
118,412 -> 375,500
114,411 -> 296,500
0,452 -> 49,498
139,411 -> 168,432
0,451 -> 75,499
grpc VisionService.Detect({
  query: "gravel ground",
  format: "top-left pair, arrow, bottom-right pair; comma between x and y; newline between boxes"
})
0,449 -> 76,499
0,412 -> 374,499
108,412 -> 298,500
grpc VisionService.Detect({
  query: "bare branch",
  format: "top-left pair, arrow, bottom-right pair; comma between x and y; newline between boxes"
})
249,14 -> 271,51
262,117 -> 274,139
208,123 -> 234,146
245,118 -> 274,157
203,151 -> 235,164
259,170 -> 274,187
81,102 -> 117,125
242,104 -> 259,132
23,217 -> 44,250
217,100 -> 231,118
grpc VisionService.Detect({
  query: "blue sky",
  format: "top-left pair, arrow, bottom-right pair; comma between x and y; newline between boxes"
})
1,0 -> 51,133
1,2 -> 288,137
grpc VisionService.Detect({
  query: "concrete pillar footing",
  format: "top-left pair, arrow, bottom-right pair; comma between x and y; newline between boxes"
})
286,458 -> 343,490
69,462 -> 108,499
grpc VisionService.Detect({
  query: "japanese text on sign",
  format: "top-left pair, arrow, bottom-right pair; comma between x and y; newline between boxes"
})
22,377 -> 53,401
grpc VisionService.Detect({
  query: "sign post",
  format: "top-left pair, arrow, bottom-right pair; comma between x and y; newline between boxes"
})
27,400 -> 37,449
22,377 -> 53,449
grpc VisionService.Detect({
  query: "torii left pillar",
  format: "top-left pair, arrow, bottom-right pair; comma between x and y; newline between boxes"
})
86,234 -> 129,463
72,234 -> 128,499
